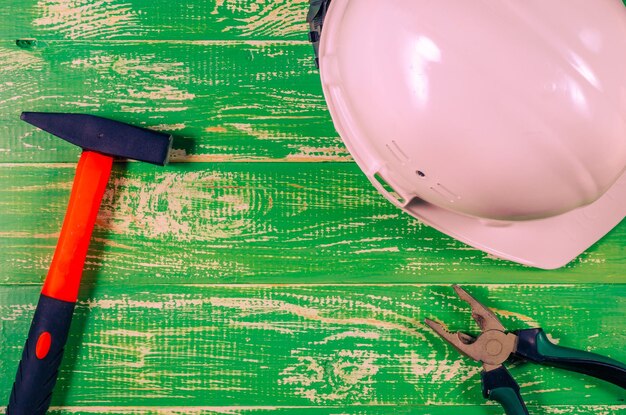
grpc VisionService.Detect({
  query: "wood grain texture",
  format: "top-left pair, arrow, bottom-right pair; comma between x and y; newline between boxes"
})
1,0 -> 309,41
0,284 -> 624,409
38,405 -> 626,414
0,40 -> 341,162
0,163 -> 624,285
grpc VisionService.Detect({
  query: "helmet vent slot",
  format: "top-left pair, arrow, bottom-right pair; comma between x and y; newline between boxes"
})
430,183 -> 460,203
374,173 -> 405,204
386,140 -> 409,162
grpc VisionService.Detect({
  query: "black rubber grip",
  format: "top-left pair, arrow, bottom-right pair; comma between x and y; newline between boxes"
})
482,366 -> 529,415
7,294 -> 76,415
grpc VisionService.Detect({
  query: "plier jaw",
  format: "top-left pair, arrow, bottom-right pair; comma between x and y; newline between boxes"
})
424,285 -> 517,371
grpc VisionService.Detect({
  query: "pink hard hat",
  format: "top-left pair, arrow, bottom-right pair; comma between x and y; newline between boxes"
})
309,0 -> 626,269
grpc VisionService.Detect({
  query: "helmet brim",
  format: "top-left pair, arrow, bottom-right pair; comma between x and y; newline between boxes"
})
397,172 -> 625,269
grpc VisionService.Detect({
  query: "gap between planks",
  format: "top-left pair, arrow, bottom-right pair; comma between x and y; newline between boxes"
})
0,283 -> 585,288
21,404 -> 626,414
0,152 -> 354,164
7,40 -> 311,45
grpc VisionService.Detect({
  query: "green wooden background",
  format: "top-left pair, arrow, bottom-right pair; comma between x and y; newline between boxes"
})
0,1 -> 625,414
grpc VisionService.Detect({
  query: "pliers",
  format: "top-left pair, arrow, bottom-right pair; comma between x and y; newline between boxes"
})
425,285 -> 626,415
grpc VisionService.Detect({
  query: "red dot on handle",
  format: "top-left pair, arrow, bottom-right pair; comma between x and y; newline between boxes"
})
36,332 -> 52,359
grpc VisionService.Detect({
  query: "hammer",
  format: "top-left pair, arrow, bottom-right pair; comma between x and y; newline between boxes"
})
7,112 -> 172,415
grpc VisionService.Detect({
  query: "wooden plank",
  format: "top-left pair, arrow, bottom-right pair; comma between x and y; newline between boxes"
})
0,40 -> 342,163
0,284 -> 624,409
0,283 -> 626,407
0,163 -> 624,285
38,405 -> 626,414
1,0 -> 309,41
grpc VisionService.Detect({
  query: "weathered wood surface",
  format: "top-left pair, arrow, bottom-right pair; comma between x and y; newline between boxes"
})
1,164 -> 624,285
0,285 -> 624,411
1,0 -> 625,414
0,1 -> 336,163
41,407 -> 626,415
1,0 -> 309,41
40,407 -> 626,415
0,41 -> 340,162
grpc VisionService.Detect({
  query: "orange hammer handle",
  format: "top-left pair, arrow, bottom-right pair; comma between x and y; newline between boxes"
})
42,150 -> 113,303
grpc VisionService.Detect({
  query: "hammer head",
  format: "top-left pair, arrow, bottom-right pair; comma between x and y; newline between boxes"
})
21,112 -> 173,165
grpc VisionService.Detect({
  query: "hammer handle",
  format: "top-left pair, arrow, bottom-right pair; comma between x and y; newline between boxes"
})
7,295 -> 75,415
8,151 -> 113,415
43,150 -> 113,303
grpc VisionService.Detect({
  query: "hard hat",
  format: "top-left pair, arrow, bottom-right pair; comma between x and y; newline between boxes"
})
308,0 -> 626,269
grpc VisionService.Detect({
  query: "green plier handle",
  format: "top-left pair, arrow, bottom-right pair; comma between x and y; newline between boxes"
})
515,328 -> 626,389
482,328 -> 626,415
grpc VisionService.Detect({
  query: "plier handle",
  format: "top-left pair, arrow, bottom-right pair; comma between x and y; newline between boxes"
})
425,286 -> 626,415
